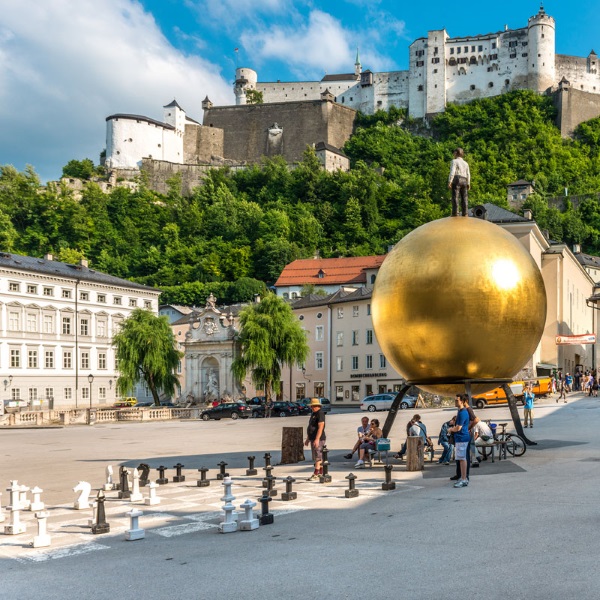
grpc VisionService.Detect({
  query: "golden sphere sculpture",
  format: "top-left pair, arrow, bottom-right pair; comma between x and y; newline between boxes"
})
372,217 -> 547,395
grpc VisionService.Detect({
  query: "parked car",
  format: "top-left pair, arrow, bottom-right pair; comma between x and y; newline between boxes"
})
298,397 -> 332,413
250,401 -> 299,418
291,402 -> 311,416
113,401 -> 137,408
360,393 -> 417,412
200,402 -> 249,421
246,396 -> 266,406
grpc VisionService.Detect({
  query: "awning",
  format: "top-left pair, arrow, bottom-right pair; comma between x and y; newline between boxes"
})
537,362 -> 558,370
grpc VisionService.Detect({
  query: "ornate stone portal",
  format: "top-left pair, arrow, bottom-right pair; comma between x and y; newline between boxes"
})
183,295 -> 242,403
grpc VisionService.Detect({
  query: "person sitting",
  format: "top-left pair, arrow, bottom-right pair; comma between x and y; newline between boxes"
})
437,416 -> 456,465
344,416 -> 371,460
393,418 -> 415,460
355,418 -> 383,468
472,420 -> 495,461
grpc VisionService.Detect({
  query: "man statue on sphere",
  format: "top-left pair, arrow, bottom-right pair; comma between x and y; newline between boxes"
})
448,147 -> 470,217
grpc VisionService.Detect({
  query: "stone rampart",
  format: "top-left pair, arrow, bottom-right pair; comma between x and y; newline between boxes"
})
553,86 -> 600,137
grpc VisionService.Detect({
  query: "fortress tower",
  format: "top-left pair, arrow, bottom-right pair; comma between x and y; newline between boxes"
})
234,67 -> 258,105
527,4 -> 556,92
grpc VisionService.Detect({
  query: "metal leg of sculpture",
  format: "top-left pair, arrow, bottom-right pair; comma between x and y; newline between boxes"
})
502,383 -> 537,446
382,384 -> 412,439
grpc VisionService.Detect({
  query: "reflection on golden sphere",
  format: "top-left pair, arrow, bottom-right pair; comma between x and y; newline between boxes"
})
372,217 -> 547,395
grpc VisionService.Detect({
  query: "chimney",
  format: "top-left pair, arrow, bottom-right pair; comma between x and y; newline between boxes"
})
523,209 -> 533,220
44,253 -> 53,261
79,258 -> 89,268
573,244 -> 581,254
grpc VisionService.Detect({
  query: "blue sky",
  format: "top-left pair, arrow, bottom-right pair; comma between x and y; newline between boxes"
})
0,0 -> 598,181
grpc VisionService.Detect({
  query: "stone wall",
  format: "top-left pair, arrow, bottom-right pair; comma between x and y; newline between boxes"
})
553,86 -> 600,137
203,99 -> 356,164
140,158 -> 246,195
183,123 -> 224,163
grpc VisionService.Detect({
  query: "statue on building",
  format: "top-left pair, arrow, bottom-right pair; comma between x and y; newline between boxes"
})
204,369 -> 220,401
206,293 -> 217,309
202,317 -> 218,336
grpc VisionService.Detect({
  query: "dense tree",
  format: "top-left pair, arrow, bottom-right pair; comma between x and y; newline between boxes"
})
232,294 -> 309,403
112,309 -> 183,405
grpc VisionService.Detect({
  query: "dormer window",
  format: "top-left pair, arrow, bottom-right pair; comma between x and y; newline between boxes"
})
317,269 -> 325,279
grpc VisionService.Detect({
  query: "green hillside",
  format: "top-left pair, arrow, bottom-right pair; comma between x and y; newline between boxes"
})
2,90 -> 600,304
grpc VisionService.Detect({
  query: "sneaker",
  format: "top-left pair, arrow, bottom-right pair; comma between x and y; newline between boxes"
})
354,460 -> 364,468
454,479 -> 469,488
307,473 -> 319,481
450,475 -> 460,481
344,453 -> 353,459
443,462 -> 450,465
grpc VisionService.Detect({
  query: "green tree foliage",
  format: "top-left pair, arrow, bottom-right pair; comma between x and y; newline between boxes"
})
231,294 -> 309,402
245,89 -> 264,105
112,309 -> 183,405
62,158 -> 102,180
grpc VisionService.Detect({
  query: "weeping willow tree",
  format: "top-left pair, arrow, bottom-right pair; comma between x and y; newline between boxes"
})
112,309 -> 183,405
232,294 -> 309,402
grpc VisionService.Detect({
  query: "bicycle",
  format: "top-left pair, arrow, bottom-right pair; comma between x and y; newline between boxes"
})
478,421 -> 527,459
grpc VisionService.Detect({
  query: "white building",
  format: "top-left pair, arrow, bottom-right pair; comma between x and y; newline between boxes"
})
105,100 -> 196,170
238,7 -> 600,119
0,252 -> 160,409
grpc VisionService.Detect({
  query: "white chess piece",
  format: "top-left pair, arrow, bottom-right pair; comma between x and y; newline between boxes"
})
4,504 -> 26,535
130,468 -> 143,502
144,482 -> 160,506
125,509 -> 145,541
0,492 -> 5,523
239,499 -> 259,531
32,511 -> 51,548
73,481 -> 92,510
104,465 -> 115,491
29,487 -> 45,511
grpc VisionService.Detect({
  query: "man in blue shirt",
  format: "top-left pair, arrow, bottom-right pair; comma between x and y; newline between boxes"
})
523,385 -> 535,428
448,394 -> 471,488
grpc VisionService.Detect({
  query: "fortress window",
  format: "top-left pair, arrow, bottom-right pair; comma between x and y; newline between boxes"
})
433,69 -> 438,73
509,41 -> 518,48
450,48 -> 454,55
510,53 -> 517,59
464,46 -> 468,53
128,138 -> 132,142
432,57 -> 440,64
542,34 -> 545,38
116,151 -> 120,155
505,79 -> 510,86
471,46 -> 475,52
488,82 -> 494,88
416,60 -> 424,67
457,48 -> 461,54
522,42 -> 528,47
157,143 -> 161,147
470,85 -> 476,91
434,47 -> 438,55
478,45 -> 483,51
417,85 -> 424,91
523,53 -> 528,57
350,97 -> 353,101
492,42 -> 497,49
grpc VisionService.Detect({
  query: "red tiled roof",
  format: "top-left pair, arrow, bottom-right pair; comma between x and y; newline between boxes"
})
275,256 -> 386,287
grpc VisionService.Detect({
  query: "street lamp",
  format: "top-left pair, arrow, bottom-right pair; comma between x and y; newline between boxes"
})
88,374 -> 94,410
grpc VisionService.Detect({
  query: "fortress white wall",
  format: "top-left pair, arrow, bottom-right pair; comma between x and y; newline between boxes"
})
105,118 -> 184,169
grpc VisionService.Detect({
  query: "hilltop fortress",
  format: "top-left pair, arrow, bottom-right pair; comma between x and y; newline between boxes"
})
237,5 -> 599,122
102,6 -> 600,193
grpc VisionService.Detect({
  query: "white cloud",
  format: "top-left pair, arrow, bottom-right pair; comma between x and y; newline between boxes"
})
241,10 -> 353,77
0,0 -> 233,181
240,8 -> 402,78
188,0 -> 292,28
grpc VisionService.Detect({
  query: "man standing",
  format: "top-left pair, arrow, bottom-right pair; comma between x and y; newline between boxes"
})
450,394 -> 479,481
448,148 -> 470,217
448,395 -> 470,488
523,385 -> 535,428
304,398 -> 326,481
344,416 -> 370,460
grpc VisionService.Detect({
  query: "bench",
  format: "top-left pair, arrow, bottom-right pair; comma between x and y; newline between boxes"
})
476,440 -> 508,463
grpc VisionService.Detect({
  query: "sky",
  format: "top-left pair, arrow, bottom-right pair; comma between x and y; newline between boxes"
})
0,0 -> 599,182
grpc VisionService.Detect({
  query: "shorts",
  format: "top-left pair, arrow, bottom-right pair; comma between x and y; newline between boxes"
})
311,440 -> 325,462
455,442 -> 468,461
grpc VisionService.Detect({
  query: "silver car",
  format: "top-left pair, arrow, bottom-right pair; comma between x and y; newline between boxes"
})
360,393 -> 417,412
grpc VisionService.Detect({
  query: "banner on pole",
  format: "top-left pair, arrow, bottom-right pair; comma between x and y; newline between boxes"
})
555,334 -> 596,345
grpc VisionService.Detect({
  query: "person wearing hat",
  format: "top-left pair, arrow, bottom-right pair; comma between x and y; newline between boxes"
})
304,398 -> 326,481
